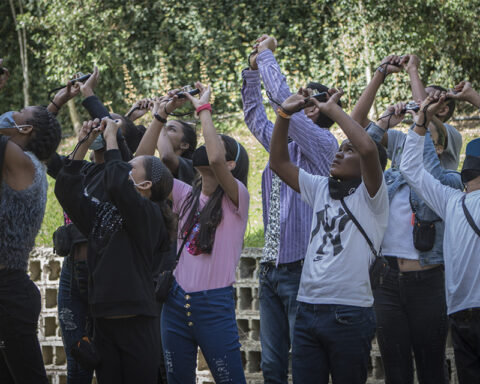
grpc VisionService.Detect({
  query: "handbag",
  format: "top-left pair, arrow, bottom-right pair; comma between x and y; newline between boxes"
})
340,198 -> 389,290
52,224 -> 73,256
70,335 -> 101,371
410,192 -> 439,252
155,223 -> 195,303
462,194 -> 480,237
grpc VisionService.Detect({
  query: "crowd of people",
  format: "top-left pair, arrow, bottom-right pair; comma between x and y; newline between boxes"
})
0,34 -> 479,384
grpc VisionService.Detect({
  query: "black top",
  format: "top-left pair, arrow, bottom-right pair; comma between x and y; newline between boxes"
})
176,157 -> 196,186
55,149 -> 169,318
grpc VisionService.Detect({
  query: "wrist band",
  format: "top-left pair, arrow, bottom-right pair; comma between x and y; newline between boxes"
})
154,113 -> 167,124
277,107 -> 291,119
196,103 -> 212,114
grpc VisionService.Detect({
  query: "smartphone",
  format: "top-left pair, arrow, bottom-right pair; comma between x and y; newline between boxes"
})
177,88 -> 200,99
70,73 -> 91,84
304,91 -> 328,106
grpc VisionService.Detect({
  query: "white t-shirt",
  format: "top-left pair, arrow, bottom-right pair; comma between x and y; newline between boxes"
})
382,185 -> 419,260
298,169 -> 389,307
401,131 -> 480,314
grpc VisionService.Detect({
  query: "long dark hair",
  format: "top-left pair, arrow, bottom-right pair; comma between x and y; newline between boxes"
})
143,156 -> 177,242
179,135 -> 249,254
25,106 -> 62,161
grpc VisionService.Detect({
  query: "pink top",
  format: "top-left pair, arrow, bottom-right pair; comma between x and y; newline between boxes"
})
172,179 -> 250,292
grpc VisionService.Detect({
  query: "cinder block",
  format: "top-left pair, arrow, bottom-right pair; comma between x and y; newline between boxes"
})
30,260 -> 41,281
374,355 -> 384,379
55,346 -> 66,365
47,260 -> 61,280
251,319 -> 260,341
237,319 -> 249,340
246,351 -> 261,373
44,316 -> 57,337
42,345 -> 53,365
239,257 -> 257,279
239,287 -> 253,310
45,288 -> 58,308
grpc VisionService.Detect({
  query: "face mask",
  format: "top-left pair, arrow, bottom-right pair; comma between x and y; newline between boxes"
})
192,145 -> 209,167
89,134 -> 106,151
0,111 -> 17,130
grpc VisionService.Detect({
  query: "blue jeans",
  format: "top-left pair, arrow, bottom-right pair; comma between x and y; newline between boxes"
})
292,303 -> 376,384
161,280 -> 246,384
259,261 -> 302,384
57,257 -> 93,384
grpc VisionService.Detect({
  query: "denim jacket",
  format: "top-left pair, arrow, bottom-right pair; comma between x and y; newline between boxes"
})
367,122 -> 463,265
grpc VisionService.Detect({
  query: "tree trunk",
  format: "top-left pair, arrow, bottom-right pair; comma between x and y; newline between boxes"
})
9,0 -> 29,107
67,100 -> 82,134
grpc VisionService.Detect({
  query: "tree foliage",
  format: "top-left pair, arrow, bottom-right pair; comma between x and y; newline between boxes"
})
2,0 -> 480,131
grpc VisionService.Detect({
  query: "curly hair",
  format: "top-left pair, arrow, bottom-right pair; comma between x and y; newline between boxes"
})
175,120 -> 197,159
24,106 -> 62,161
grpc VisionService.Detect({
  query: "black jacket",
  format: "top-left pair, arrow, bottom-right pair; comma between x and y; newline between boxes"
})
55,150 -> 169,318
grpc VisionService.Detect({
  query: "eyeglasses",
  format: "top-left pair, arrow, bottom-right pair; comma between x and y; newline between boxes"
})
128,170 -> 148,187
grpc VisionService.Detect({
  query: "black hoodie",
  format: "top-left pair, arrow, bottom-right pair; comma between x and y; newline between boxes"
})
55,150 -> 169,317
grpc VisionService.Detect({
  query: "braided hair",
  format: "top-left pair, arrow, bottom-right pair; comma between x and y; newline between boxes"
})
25,106 -> 62,161
143,156 -> 177,242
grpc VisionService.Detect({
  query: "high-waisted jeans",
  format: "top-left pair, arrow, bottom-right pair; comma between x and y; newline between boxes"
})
161,280 -> 246,384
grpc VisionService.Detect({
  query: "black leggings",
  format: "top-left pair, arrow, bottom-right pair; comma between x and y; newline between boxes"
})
0,269 -> 48,384
94,316 -> 160,384
373,262 -> 449,384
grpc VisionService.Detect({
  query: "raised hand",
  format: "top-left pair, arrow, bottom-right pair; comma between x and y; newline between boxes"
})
378,54 -> 404,76
446,81 -> 480,108
280,88 -> 310,115
127,98 -> 153,121
254,34 -> 278,54
78,118 -> 103,145
53,81 -> 81,109
0,59 -> 10,91
185,82 -> 211,110
310,88 -> 344,116
416,90 -> 447,128
376,102 -> 409,130
103,117 -> 123,141
80,66 -> 100,98
403,54 -> 420,74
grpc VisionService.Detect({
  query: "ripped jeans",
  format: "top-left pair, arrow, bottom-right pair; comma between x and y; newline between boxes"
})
57,256 -> 93,384
161,280 -> 246,384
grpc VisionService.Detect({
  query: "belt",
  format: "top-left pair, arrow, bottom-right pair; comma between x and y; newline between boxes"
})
261,259 -> 303,268
450,308 -> 480,322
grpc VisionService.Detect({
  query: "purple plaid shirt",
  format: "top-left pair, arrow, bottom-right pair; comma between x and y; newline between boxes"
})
241,49 -> 338,264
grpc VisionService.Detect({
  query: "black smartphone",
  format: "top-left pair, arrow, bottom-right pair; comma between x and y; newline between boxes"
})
402,102 -> 420,113
177,88 -> 200,99
70,73 -> 91,84
304,91 -> 328,106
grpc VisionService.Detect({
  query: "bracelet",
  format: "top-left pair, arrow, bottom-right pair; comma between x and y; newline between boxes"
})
277,107 -> 291,119
196,103 -> 212,114
154,113 -> 167,124
50,100 -> 60,113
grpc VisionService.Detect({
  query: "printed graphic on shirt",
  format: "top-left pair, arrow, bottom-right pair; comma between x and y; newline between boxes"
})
310,204 -> 351,261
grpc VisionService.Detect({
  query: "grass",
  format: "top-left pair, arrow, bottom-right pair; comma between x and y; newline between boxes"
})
35,114 -> 480,248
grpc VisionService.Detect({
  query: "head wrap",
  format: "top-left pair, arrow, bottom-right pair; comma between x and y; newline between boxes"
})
461,138 -> 480,183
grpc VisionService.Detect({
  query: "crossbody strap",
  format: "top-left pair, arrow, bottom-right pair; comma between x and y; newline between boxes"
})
340,198 -> 379,257
175,221 -> 196,262
461,194 -> 480,237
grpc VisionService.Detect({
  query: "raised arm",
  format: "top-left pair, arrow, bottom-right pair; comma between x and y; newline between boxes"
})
186,82 -> 241,206
268,93 -> 305,193
255,38 -> 337,165
400,91 -> 461,218
316,89 -> 383,197
3,140 -> 35,191
240,68 -> 275,151
404,54 -> 428,102
351,55 -> 404,129
447,81 -> 480,108
135,93 -> 184,157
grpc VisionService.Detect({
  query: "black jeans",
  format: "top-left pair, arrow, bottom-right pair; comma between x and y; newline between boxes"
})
94,316 -> 159,384
450,312 -> 480,384
0,269 -> 48,384
373,263 -> 448,384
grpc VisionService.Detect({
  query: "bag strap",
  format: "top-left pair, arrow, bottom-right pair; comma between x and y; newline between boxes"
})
340,198 -> 379,257
461,194 -> 480,237
175,221 -> 196,262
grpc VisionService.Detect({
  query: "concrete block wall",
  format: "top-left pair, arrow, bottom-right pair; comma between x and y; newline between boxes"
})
30,247 -> 458,384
